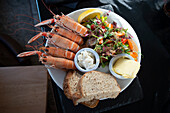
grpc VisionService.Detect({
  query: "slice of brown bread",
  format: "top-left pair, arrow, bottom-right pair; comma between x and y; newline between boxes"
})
63,70 -> 99,108
63,70 -> 81,99
73,71 -> 121,105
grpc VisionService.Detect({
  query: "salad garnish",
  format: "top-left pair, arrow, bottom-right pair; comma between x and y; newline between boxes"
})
82,13 -> 137,67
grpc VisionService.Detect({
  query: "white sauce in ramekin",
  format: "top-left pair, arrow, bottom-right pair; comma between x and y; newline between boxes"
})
77,50 -> 95,70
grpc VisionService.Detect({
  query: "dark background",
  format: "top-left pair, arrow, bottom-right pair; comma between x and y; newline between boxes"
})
0,0 -> 169,113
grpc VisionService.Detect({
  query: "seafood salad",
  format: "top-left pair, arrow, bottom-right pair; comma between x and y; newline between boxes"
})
16,8 -> 141,108
82,13 -> 138,67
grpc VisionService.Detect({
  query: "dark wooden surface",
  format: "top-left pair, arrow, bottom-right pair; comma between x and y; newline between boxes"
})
0,66 -> 47,113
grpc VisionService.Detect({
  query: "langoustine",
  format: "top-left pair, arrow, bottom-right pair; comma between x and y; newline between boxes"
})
40,46 -> 75,60
28,32 -> 80,53
50,26 -> 83,45
17,50 -> 76,70
35,14 -> 88,37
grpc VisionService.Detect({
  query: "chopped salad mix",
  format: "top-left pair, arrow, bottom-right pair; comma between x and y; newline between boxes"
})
82,13 -> 137,67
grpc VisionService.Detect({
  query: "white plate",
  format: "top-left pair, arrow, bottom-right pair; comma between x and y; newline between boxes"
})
47,8 -> 141,93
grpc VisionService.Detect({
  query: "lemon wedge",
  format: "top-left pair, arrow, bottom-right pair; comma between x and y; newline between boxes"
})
78,9 -> 103,23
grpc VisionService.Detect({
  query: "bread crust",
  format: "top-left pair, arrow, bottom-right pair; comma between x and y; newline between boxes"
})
81,100 -> 99,108
63,70 -> 74,99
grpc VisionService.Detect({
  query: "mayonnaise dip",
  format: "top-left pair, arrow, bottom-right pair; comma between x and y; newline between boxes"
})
77,50 -> 95,70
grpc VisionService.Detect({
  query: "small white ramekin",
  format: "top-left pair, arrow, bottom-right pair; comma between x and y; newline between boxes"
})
74,48 -> 100,73
109,53 -> 134,79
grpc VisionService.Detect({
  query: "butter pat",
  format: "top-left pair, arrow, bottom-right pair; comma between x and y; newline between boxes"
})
112,57 -> 140,78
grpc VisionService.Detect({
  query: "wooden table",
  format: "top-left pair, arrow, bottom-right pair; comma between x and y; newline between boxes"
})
0,66 -> 47,113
